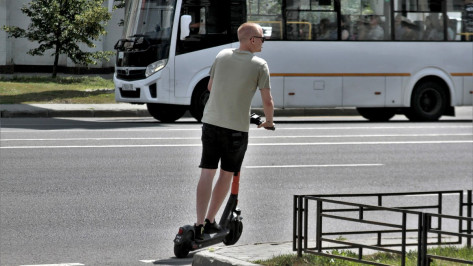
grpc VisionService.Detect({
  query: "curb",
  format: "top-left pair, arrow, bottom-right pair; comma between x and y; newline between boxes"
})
192,241 -> 296,266
0,109 -> 151,118
0,104 -> 360,118
0,104 -> 150,118
193,250 -> 260,266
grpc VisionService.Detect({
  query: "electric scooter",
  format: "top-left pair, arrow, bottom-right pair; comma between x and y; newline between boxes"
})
173,113 -> 274,258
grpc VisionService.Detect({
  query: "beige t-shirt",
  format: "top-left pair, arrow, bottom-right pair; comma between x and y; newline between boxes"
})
202,48 -> 271,132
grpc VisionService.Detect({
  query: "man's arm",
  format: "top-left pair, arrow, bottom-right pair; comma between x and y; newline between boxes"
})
207,78 -> 213,92
258,88 -> 274,129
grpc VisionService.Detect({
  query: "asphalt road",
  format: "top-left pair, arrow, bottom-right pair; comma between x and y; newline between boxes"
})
1,112 -> 472,266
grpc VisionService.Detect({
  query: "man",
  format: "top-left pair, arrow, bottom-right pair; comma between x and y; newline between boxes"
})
194,22 -> 275,240
366,15 -> 384,40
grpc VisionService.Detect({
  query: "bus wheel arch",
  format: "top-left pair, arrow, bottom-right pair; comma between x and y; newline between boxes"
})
357,108 -> 396,122
147,103 -> 187,123
405,76 -> 451,121
190,77 -> 210,122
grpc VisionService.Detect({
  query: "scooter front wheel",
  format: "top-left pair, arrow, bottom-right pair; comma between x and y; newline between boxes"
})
174,231 -> 192,258
223,220 -> 243,246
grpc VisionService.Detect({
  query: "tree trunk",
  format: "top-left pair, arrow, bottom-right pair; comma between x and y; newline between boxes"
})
52,43 -> 60,78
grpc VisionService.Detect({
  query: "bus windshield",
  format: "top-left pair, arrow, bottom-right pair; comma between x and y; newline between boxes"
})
115,0 -> 177,78
122,0 -> 176,42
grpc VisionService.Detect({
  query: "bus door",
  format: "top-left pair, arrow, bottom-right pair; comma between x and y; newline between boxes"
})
174,0 -> 245,98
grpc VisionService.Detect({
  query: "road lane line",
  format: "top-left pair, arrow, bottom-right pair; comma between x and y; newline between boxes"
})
20,264 -> 84,266
253,140 -> 473,145
245,164 -> 384,169
2,140 -> 472,149
1,125 -> 471,133
2,133 -> 471,142
406,193 -> 467,197
1,137 -> 201,141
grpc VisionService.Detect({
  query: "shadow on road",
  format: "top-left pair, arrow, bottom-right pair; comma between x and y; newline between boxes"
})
151,256 -> 193,265
0,116 -> 201,130
0,90 -> 114,105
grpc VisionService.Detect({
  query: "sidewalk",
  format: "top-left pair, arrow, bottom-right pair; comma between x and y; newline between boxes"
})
192,241 -> 295,266
0,103 -> 359,118
191,236 -> 461,266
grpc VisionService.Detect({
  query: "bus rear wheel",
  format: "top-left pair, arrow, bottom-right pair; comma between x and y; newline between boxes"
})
405,81 -> 447,122
146,103 -> 187,123
356,108 -> 395,122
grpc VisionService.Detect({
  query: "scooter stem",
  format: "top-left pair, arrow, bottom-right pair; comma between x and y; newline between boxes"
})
218,172 -> 240,229
231,172 -> 240,195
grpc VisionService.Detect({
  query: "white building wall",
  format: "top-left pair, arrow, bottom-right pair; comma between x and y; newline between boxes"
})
0,0 -> 8,66
0,0 -> 123,70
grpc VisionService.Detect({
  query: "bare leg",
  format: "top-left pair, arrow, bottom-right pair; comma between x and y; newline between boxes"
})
196,168 -> 217,225
205,169 -> 233,223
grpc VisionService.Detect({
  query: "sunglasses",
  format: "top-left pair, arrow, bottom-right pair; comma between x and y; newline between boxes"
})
252,36 -> 265,43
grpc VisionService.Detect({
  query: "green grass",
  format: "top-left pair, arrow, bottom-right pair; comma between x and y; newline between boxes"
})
0,76 -> 116,104
255,246 -> 473,266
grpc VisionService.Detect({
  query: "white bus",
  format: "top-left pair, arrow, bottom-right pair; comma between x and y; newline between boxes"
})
114,0 -> 473,122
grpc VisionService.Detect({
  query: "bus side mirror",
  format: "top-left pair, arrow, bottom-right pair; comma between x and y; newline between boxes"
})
180,15 -> 192,40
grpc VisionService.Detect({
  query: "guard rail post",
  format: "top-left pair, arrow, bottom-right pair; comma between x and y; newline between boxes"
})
468,190 -> 472,247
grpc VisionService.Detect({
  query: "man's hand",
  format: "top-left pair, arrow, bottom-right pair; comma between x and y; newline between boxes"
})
258,121 -> 275,130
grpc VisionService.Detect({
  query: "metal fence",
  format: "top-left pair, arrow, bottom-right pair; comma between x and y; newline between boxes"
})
422,212 -> 473,265
293,190 -> 472,266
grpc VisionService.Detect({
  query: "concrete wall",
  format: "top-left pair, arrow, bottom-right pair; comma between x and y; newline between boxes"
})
0,0 -> 10,67
0,0 -> 123,72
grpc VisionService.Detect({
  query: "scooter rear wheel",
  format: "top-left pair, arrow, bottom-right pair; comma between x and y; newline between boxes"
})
174,231 -> 192,258
223,220 -> 243,246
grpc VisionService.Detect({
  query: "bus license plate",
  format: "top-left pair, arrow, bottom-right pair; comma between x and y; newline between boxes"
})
122,83 -> 135,91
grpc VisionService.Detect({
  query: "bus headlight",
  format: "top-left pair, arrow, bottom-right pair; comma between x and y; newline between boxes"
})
145,59 -> 167,77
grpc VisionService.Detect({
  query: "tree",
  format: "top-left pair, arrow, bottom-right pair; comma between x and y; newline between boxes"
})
114,0 -> 125,9
2,0 -> 114,78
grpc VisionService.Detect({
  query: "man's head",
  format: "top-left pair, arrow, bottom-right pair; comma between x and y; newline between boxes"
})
238,23 -> 265,53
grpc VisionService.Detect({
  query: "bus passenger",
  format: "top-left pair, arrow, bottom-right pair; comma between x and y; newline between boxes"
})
318,18 -> 336,40
401,19 -> 419,40
365,15 -> 384,40
424,15 -> 443,40
394,14 -> 405,40
341,16 -> 351,40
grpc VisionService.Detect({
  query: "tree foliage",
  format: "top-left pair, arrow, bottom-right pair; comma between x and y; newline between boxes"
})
114,0 -> 125,9
2,0 -> 114,77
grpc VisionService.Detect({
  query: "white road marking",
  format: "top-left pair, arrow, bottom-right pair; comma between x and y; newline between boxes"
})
20,264 -> 84,266
1,125 -> 471,133
2,140 -> 472,149
139,260 -> 156,263
1,133 -> 471,142
1,137 -> 201,141
405,192 -> 467,197
245,163 -> 383,169
252,140 -> 473,146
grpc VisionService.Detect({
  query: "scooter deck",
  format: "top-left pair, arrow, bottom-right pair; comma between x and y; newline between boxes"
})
192,229 -> 230,250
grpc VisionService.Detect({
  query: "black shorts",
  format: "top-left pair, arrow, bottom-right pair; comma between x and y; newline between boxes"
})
199,123 -> 249,173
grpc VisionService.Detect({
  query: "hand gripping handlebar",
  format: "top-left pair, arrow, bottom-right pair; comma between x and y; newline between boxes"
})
250,113 -> 275,130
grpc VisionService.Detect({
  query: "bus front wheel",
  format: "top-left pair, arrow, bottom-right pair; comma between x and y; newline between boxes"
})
147,103 -> 187,123
190,80 -> 210,122
405,81 -> 447,122
357,108 -> 395,122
